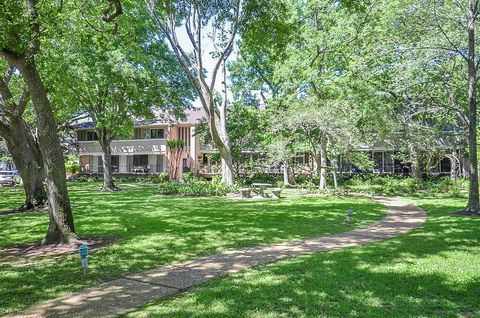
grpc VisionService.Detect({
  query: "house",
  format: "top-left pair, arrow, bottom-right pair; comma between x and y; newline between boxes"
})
76,108 -> 208,177
75,108 -> 462,178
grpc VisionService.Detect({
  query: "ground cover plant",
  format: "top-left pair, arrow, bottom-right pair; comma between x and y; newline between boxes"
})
342,175 -> 468,197
0,182 -> 385,315
125,194 -> 480,318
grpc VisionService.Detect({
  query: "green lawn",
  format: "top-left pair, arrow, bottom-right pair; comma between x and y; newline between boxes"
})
0,183 -> 386,316
125,195 -> 480,318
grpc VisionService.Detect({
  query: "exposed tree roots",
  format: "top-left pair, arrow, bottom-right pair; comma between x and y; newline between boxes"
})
452,208 -> 480,217
100,185 -> 122,192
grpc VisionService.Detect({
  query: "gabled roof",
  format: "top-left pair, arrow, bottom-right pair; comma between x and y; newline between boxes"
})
74,108 -> 207,129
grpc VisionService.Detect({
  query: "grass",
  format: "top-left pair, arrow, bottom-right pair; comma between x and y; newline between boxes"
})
125,194 -> 480,318
0,182 -> 386,315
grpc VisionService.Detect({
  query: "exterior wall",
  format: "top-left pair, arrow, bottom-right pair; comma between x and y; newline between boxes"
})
77,123 -> 202,175
78,139 -> 166,156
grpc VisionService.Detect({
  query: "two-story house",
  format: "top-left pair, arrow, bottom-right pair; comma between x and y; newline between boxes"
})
76,108 -> 207,176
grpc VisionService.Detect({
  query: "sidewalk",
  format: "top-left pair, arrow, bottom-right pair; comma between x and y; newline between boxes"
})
6,196 -> 426,318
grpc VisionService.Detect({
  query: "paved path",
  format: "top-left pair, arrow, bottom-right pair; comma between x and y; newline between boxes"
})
6,196 -> 426,318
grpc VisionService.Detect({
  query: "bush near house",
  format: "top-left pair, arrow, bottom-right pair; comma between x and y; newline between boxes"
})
342,175 -> 467,196
158,175 -> 235,196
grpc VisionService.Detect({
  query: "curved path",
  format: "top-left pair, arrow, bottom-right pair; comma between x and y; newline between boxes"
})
6,196 -> 426,318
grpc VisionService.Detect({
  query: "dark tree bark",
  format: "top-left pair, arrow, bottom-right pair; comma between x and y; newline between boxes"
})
1,54 -> 78,244
0,118 -> 46,210
0,66 -> 46,210
0,0 -> 77,243
98,130 -> 118,191
465,0 -> 480,213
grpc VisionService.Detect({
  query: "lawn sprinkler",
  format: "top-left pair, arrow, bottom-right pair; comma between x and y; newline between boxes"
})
344,209 -> 353,225
79,244 -> 89,276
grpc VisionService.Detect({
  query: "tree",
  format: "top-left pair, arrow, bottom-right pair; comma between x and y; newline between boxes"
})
166,139 -> 184,180
48,3 -> 192,191
348,0 -> 477,210
0,64 -> 47,209
145,0 -> 275,185
0,0 -> 77,243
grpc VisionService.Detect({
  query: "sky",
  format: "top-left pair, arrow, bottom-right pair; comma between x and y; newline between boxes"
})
175,25 -> 239,108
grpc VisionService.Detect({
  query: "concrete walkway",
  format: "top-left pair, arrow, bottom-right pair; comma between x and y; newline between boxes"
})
6,196 -> 426,318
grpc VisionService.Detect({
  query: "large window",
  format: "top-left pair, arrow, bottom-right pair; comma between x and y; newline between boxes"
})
150,128 -> 165,139
133,155 -> 148,166
86,131 -> 98,141
111,156 -> 119,173
77,130 -> 98,141
132,155 -> 149,173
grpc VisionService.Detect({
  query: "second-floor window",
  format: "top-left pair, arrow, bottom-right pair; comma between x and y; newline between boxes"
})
150,128 -> 165,139
77,130 -> 98,141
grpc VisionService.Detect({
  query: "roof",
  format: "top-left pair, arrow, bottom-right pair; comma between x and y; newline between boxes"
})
74,108 -> 207,129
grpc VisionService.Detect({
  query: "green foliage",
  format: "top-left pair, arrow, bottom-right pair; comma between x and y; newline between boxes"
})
44,2 -> 194,140
158,177 -> 235,196
342,175 -> 468,197
166,139 -> 185,150
150,172 -> 170,184
236,173 -> 284,186
64,155 -> 79,175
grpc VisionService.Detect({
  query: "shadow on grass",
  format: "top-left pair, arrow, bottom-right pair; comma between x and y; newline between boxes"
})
125,197 -> 480,318
0,182 -> 386,316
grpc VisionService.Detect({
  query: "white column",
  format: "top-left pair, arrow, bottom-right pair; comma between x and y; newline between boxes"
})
190,126 -> 196,159
92,156 -> 99,173
382,151 -> 385,173
119,156 -> 127,173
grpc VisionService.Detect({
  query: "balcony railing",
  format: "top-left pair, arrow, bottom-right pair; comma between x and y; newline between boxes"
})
80,164 -> 165,174
78,139 -> 166,155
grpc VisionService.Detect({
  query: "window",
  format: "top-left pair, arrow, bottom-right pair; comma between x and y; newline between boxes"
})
111,156 -> 119,173
133,155 -> 148,166
77,130 -> 86,141
134,128 -> 144,139
440,157 -> 451,173
150,128 -> 165,139
87,131 -> 98,141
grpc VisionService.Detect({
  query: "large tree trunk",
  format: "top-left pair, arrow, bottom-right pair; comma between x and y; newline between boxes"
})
11,58 -> 77,244
2,118 -> 46,210
319,132 -> 328,190
466,0 -> 480,213
99,132 -> 118,191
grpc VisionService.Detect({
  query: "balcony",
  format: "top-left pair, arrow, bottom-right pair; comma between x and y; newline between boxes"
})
78,139 -> 166,155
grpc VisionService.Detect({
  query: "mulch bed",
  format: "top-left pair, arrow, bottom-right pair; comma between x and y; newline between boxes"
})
0,237 -> 119,267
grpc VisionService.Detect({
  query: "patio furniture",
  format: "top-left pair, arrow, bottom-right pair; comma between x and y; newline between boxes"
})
252,183 -> 272,197
240,188 -> 252,198
271,188 -> 282,198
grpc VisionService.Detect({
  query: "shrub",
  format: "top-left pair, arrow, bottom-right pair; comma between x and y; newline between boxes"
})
151,173 -> 169,184
65,155 -> 79,175
158,178 -> 235,196
157,181 -> 181,195
182,172 -> 195,183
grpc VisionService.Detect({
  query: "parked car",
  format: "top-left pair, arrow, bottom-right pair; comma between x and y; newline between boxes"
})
0,171 -> 21,186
